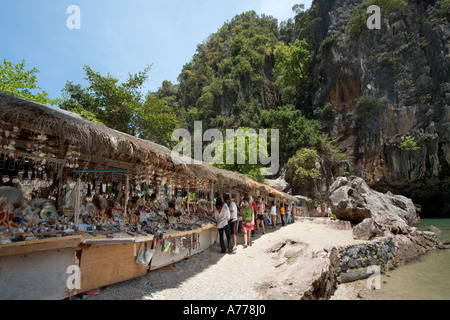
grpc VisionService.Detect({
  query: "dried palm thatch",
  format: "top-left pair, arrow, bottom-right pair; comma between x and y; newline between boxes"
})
0,93 -> 172,162
0,93 -> 296,202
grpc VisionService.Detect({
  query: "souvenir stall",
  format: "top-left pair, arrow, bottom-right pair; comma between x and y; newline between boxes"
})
0,94 -> 235,298
0,94 -> 297,299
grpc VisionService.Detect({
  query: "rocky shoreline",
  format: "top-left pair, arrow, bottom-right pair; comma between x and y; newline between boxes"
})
280,221 -> 447,300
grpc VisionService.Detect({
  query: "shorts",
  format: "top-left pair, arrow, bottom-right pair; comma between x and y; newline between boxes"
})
257,214 -> 264,221
230,220 -> 238,235
243,220 -> 254,231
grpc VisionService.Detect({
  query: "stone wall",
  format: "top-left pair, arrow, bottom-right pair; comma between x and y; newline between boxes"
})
339,236 -> 396,276
337,230 -> 444,284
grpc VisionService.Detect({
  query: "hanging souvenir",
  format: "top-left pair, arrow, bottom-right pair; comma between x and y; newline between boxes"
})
30,162 -> 36,180
87,183 -> 92,198
23,159 -> 30,180
3,155 -> 10,176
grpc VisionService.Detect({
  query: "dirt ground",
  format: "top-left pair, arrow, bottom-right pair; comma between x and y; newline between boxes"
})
83,219 -> 370,300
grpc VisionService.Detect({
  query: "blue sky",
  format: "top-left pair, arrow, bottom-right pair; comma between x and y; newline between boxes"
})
0,0 -> 312,100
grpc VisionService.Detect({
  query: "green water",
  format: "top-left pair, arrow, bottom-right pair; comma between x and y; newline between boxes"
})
375,218 -> 450,300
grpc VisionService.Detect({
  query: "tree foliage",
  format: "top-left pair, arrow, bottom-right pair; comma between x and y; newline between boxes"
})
287,148 -> 321,187
0,59 -> 59,105
211,127 -> 268,183
60,65 -> 183,146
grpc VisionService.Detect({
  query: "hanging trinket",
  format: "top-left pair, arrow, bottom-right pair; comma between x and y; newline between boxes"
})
99,181 -> 103,195
3,155 -> 10,176
87,183 -> 92,198
31,162 -> 36,180
23,159 -> 30,180
13,158 -> 20,177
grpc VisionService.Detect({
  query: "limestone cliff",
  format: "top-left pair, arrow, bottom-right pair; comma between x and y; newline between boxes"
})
309,0 -> 450,216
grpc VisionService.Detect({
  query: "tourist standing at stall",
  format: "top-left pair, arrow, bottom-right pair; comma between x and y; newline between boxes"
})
241,198 -> 254,248
270,201 -> 277,229
214,197 -> 233,254
280,204 -> 286,226
286,203 -> 292,224
255,196 -> 265,234
224,194 -> 238,252
292,202 -> 296,222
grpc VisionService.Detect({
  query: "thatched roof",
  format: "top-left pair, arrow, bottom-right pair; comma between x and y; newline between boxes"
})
0,93 -> 297,201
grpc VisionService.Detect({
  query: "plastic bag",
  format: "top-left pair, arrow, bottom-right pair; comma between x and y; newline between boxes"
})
136,242 -> 156,266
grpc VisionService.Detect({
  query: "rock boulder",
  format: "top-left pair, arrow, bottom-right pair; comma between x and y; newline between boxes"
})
352,218 -> 382,240
329,176 -> 420,234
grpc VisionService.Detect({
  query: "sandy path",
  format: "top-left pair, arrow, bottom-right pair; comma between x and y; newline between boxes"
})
84,219 -> 367,300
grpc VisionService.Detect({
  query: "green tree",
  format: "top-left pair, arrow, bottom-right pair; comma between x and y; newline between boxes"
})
61,64 -> 152,136
211,127 -> 268,183
399,136 -> 420,151
273,39 -> 312,111
0,59 -> 58,105
60,65 -> 183,147
137,93 -> 185,147
287,148 -> 321,187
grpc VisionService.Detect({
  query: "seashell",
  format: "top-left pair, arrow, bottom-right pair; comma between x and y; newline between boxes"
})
66,151 -> 72,156
6,145 -> 16,151
4,130 -> 10,137
13,126 -> 19,133
37,134 -> 47,141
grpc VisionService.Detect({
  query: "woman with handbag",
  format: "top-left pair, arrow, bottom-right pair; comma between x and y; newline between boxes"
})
241,198 -> 255,248
214,197 -> 233,254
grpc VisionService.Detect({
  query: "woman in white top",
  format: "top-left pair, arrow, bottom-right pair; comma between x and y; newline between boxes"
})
214,197 -> 233,254
270,201 -> 277,229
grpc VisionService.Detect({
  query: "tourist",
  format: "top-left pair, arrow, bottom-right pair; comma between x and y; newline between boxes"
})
286,202 -> 292,224
251,197 -> 257,238
280,203 -> 286,226
255,196 -> 266,234
241,198 -> 254,248
214,197 -> 233,254
270,201 -> 277,229
224,194 -> 238,252
292,203 -> 296,222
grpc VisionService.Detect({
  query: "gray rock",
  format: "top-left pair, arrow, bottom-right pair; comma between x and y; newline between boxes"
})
425,225 -> 442,234
348,258 -> 357,268
330,177 -> 420,232
353,218 -> 382,240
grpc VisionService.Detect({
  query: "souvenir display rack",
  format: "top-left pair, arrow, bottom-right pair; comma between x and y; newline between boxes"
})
0,93 -> 297,299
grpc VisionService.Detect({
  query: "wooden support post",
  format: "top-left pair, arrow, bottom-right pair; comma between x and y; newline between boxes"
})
187,181 -> 190,214
210,180 -> 214,212
124,174 -> 129,216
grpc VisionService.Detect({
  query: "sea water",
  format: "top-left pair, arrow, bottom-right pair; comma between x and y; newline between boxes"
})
375,218 -> 450,300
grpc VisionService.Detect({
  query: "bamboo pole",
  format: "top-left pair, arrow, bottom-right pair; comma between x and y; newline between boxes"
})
210,180 -> 214,212
124,174 -> 129,217
187,180 -> 190,214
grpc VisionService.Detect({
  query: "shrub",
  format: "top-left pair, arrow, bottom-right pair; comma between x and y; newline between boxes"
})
399,136 -> 420,151
354,95 -> 384,116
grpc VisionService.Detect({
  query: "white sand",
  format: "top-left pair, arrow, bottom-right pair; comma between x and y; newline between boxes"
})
84,219 -> 368,300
